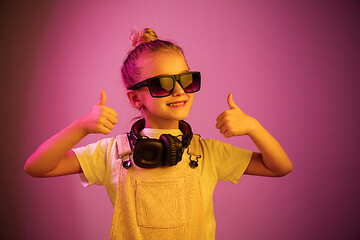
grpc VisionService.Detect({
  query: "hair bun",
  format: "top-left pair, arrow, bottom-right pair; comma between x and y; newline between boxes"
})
130,28 -> 158,47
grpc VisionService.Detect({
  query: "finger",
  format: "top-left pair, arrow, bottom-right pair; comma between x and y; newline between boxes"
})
216,110 -> 232,127
98,125 -> 111,135
216,114 -> 226,129
103,106 -> 118,118
102,120 -> 114,131
216,115 -> 225,129
223,130 -> 233,138
227,93 -> 238,110
220,125 -> 228,135
215,121 -> 223,129
97,90 -> 107,106
106,114 -> 118,125
216,111 -> 226,123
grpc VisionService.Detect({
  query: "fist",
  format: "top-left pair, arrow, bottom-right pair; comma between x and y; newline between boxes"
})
81,90 -> 118,135
215,93 -> 257,138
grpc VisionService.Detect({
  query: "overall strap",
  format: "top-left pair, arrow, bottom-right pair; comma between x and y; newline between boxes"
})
188,134 -> 202,157
115,134 -> 132,158
187,134 -> 202,169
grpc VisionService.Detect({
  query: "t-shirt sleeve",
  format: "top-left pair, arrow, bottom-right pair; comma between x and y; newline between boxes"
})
73,138 -> 113,187
202,139 -> 253,184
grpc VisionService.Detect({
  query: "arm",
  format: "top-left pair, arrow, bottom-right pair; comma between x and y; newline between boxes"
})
24,90 -> 118,177
215,93 -> 292,177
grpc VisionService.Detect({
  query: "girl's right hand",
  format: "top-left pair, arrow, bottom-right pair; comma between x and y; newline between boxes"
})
24,90 -> 118,177
80,90 -> 118,135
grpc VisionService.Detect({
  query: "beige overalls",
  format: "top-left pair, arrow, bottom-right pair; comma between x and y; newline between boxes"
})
110,134 -> 206,240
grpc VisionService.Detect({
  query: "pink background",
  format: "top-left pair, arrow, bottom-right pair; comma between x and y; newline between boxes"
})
1,0 -> 359,239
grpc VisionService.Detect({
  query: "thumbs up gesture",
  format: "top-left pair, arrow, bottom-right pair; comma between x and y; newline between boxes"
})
80,90 -> 118,135
216,93 -> 258,138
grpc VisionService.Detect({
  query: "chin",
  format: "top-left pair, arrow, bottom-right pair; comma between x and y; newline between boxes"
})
173,110 -> 191,120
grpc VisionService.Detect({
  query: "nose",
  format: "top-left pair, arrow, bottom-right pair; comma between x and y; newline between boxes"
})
172,81 -> 185,96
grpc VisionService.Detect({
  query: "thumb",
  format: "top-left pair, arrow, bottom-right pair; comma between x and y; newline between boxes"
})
227,93 -> 238,109
97,90 -> 107,106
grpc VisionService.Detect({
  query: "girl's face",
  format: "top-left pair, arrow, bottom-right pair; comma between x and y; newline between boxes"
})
128,51 -> 194,129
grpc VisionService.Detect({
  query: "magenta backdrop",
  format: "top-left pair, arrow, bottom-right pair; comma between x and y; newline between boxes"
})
1,0 -> 359,239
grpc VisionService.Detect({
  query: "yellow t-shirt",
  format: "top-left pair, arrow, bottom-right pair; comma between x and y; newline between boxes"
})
73,129 -> 252,240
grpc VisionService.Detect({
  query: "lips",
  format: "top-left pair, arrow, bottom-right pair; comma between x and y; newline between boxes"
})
167,100 -> 187,107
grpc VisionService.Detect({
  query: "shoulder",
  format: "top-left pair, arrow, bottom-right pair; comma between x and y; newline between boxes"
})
197,138 -> 229,157
199,138 -> 231,149
199,137 -> 252,158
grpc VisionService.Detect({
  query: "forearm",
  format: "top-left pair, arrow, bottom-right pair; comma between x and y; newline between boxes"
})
24,118 -> 88,176
248,120 -> 293,175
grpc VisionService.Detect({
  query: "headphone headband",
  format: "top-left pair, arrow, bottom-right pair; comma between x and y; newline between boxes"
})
129,119 -> 193,149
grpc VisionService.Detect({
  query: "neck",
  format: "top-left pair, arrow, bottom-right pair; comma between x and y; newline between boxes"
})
144,118 -> 180,129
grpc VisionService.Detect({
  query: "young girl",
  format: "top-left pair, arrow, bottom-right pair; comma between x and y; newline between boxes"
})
24,28 -> 292,240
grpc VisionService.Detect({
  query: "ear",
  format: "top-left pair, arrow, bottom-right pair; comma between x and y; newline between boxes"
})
126,90 -> 142,109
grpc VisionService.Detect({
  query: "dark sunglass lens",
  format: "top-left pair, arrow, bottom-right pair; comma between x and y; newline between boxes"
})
149,77 -> 174,96
180,73 -> 200,93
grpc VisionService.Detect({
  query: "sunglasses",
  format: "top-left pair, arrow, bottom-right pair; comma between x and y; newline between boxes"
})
128,71 -> 201,98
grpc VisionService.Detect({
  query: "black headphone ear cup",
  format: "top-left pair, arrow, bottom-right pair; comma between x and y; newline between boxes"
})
133,139 -> 164,168
160,134 -> 183,166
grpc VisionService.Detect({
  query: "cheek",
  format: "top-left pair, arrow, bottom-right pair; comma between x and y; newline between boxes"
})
141,95 -> 164,110
137,90 -> 151,104
187,94 -> 194,105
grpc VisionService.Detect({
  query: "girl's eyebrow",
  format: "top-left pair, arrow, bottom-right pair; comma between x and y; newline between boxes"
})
155,70 -> 190,77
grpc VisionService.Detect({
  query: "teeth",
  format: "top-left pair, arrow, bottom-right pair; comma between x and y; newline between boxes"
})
169,102 -> 185,106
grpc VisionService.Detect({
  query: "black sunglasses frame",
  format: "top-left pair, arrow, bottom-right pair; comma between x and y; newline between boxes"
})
128,71 -> 201,98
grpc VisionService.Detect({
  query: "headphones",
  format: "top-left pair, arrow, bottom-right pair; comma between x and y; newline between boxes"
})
127,118 -> 193,169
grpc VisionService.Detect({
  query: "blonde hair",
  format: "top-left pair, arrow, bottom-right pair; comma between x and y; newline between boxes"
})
121,28 -> 186,89
130,28 -> 158,47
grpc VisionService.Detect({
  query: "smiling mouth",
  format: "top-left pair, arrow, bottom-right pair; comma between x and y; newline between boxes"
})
167,101 -> 187,107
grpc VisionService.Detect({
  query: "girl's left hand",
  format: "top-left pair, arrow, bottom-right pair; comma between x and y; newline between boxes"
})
216,93 -> 259,138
